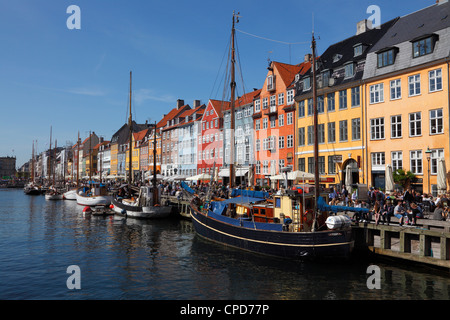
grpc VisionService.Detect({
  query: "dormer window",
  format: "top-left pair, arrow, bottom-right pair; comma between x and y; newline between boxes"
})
322,70 -> 331,87
412,34 -> 438,58
377,47 -> 398,68
354,44 -> 363,57
344,62 -> 355,79
332,54 -> 342,63
303,77 -> 311,91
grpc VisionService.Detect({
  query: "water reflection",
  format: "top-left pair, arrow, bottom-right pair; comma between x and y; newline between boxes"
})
1,189 -> 450,300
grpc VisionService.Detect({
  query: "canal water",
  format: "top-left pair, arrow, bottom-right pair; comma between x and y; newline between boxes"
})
1,188 -> 450,301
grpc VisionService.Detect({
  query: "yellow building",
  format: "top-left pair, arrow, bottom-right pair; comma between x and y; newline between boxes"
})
363,1 -> 450,194
295,19 -> 397,188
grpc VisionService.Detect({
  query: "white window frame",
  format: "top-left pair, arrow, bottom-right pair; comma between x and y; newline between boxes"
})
254,99 -> 261,113
390,115 -> 402,139
370,117 -> 385,140
431,149 -> 444,175
408,74 -> 421,97
429,68 -> 442,93
390,79 -> 401,100
391,151 -> 403,171
410,150 -> 422,174
430,108 -> 443,135
409,112 -> 422,137
370,83 -> 384,104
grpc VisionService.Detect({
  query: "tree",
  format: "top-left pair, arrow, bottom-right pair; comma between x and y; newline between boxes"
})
393,169 -> 417,190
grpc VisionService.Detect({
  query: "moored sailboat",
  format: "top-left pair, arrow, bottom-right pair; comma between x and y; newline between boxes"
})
188,13 -> 368,260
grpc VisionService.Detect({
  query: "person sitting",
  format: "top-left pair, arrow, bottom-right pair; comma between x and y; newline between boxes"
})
433,202 -> 446,221
394,200 -> 406,226
407,202 -> 420,226
373,201 -> 382,225
381,200 -> 394,225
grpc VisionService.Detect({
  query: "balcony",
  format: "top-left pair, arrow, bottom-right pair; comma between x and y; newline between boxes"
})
265,106 -> 278,116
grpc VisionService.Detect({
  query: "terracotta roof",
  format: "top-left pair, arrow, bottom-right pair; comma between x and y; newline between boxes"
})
156,105 -> 191,129
272,61 -> 304,88
236,89 -> 261,107
208,99 -> 231,118
133,128 -> 149,142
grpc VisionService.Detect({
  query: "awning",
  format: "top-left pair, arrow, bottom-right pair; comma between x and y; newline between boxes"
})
219,168 -> 249,177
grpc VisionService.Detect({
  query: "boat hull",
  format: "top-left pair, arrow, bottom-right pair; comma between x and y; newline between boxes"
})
63,189 -> 77,200
190,205 -> 354,260
45,194 -> 63,200
76,194 -> 111,206
112,197 -> 172,219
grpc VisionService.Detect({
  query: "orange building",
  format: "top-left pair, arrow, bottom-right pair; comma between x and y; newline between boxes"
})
253,61 -> 309,187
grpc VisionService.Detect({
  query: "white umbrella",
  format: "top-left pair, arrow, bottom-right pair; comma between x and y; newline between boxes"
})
269,174 -> 284,180
385,164 -> 394,193
248,165 -> 254,187
345,165 -> 353,194
186,173 -> 212,181
437,158 -> 447,192
287,170 -> 314,181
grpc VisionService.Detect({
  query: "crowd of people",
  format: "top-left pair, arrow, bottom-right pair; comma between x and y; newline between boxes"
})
329,185 -> 449,226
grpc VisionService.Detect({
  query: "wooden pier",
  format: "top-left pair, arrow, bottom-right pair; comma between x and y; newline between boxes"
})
160,195 -> 192,219
352,217 -> 450,270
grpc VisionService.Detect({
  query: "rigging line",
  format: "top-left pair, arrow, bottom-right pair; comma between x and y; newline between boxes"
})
236,29 -> 310,45
210,33 -> 232,99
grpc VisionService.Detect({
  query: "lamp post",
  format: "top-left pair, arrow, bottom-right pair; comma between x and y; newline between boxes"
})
425,147 -> 432,194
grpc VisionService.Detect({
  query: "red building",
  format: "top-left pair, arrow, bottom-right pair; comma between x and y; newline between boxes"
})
198,99 -> 230,178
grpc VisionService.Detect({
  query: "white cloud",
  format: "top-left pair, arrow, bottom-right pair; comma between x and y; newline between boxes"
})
133,88 -> 175,105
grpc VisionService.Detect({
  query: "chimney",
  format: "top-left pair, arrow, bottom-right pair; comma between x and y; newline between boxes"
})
304,53 -> 312,62
356,19 -> 372,35
177,99 -> 184,109
193,100 -> 201,108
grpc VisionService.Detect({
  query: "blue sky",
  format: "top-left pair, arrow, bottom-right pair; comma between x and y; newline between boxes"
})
0,0 -> 431,167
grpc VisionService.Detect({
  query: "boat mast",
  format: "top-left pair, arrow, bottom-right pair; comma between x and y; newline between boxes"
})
31,140 -> 35,183
311,33 -> 319,232
128,71 -> 133,185
49,126 -> 52,185
229,11 -> 239,190
77,132 -> 80,188
152,122 -> 158,204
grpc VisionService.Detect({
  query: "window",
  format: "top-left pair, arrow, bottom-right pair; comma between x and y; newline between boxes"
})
255,139 -> 260,151
391,151 -> 403,171
303,77 -> 311,90
317,95 -> 324,113
298,158 -> 305,172
327,93 -> 335,112
279,136 -> 285,149
286,112 -> 293,125
377,49 -> 395,67
298,100 -> 305,118
339,90 -> 347,110
254,99 -> 261,113
328,156 -> 336,174
371,152 -> 385,166
430,109 -> 443,135
270,95 -> 276,107
307,126 -> 314,145
370,83 -> 384,104
351,118 -> 360,140
328,122 -> 336,143
298,128 -> 305,146
287,135 -> 294,148
267,75 -> 275,90
431,149 -> 444,175
354,44 -> 363,57
278,93 -> 284,105
255,161 -> 260,174
263,160 -> 269,174
318,124 -> 325,144
278,114 -> 284,127
322,70 -> 330,87
307,99 -> 313,116
318,156 -> 325,174
391,115 -> 402,138
308,157 -> 315,174
390,79 -> 401,100
408,74 -> 421,96
263,118 -> 268,129
412,36 -> 434,58
410,150 -> 422,174
351,87 -> 360,107
344,63 -> 355,78
409,112 -> 421,137
370,118 -> 385,140
429,68 -> 442,92
270,116 -> 276,128
287,90 -> 294,105
262,97 -> 268,109
255,120 -> 260,131
339,120 -> 348,142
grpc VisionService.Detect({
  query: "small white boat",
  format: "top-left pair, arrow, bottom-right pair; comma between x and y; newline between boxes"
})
112,186 -> 172,219
45,187 -> 64,200
76,183 -> 111,206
